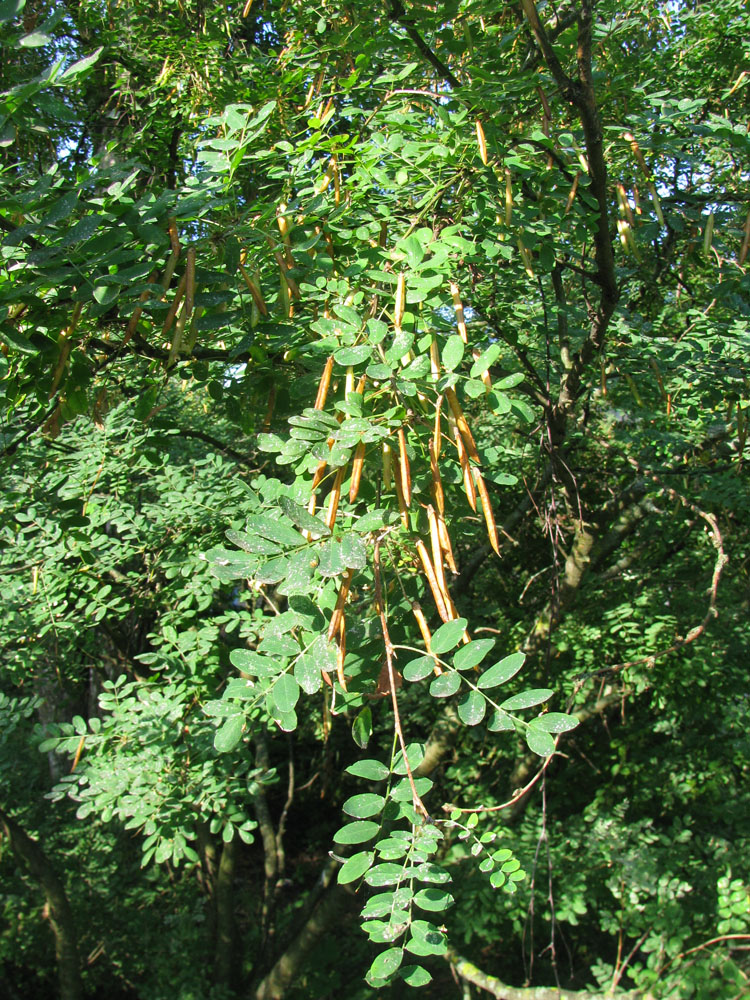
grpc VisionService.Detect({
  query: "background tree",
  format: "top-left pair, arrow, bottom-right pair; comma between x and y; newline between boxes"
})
1,0 -> 748,998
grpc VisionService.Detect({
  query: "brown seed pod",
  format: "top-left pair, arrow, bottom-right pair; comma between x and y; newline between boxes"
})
314,356 -> 335,410
429,440 -> 445,516
382,441 -> 392,491
476,119 -> 488,165
505,167 -> 513,226
433,395 -> 443,462
395,272 -> 406,328
473,467 -> 500,555
416,539 -> 451,622
349,442 -> 366,502
437,512 -> 458,574
168,216 -> 181,257
336,615 -> 347,691
393,463 -> 410,529
445,387 -> 481,464
161,270 -> 188,338
564,172 -> 580,216
449,281 -> 468,343
427,504 -> 451,608
325,465 -> 345,531
412,602 -> 442,674
452,417 -> 477,511
429,335 -> 440,381
328,567 -> 354,642
239,262 -> 268,315
397,427 -> 411,507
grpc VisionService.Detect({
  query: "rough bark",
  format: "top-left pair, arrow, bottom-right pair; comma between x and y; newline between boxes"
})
0,805 -> 83,1000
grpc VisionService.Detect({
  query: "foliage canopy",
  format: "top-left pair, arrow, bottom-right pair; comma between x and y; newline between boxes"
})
1,0 -> 749,998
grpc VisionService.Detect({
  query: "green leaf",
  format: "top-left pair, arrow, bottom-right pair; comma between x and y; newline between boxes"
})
352,706 -> 372,748
429,672 -> 461,698
469,344 -> 501,377
273,673 -> 300,713
361,888 -> 413,918
457,690 -> 486,726
214,715 -> 244,752
245,515 -> 304,548
0,0 -> 24,24
334,344 -> 371,366
338,850 -> 375,884
430,618 -> 468,654
278,497 -> 330,537
346,759 -> 390,781
294,652 -> 321,694
477,651 -> 525,689
453,638 -> 495,671
487,710 -> 514,732
19,30 -> 51,46
525,727 -> 556,757
229,649 -> 280,677
342,793 -> 385,818
403,655 -> 437,682
500,688 -> 554,711
442,334 -> 465,372
334,821 -> 380,845
414,887 -> 454,912
340,533 -> 367,570
367,947 -> 403,981
392,743 -> 425,775
530,712 -> 579,734
365,863 -> 406,887
400,964 -> 432,987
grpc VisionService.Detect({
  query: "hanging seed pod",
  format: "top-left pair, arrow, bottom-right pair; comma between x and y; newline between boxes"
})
429,439 -> 445,516
382,441 -> 392,491
393,464 -> 410,529
336,616 -> 347,691
395,272 -> 406,328
433,395 -> 443,462
703,212 -> 715,257
332,153 -> 341,205
517,237 -> 535,278
445,387 -> 481,463
277,201 -> 293,265
449,281 -> 468,343
124,270 -> 158,347
452,417 -> 477,511
239,262 -> 268,315
476,119 -> 488,165
472,467 -> 500,555
505,167 -> 513,226
429,335 -> 440,381
616,184 -> 636,228
412,602 -> 442,674
325,466 -> 345,531
427,504 -> 450,605
328,567 -> 354,642
161,270 -> 188,338
242,0 -> 253,15
437,512 -> 458,574
564,172 -> 580,216
314,356 -> 335,410
397,427 -> 411,507
349,442 -> 366,502
416,539 -> 451,622
168,216 -> 181,258
378,221 -> 388,247
739,209 -> 750,265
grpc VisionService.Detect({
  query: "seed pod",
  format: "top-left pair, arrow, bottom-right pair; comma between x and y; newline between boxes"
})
279,270 -> 291,318
336,615 -> 347,691
277,201 -> 293,265
433,395 -> 443,462
703,212 -> 715,257
452,417 -> 477,511
437,512 -> 458,574
378,221 -> 388,247
345,365 -> 355,398
445,387 -> 481,464
124,271 -> 157,347
427,504 -> 450,607
242,0 -> 252,15
740,209 -> 750,265
564,172 -> 580,216
429,440 -> 445,516
239,262 -> 268,315
476,119 -> 488,165
314,356 -> 335,410
473,467 -> 500,555
397,427 -> 411,507
517,237 -> 535,278
616,184 -> 636,228
168,216 -> 181,257
412,602 -> 442,674
416,539 -> 450,622
505,167 -> 513,226
349,442 -> 366,501
325,465 -> 345,531
395,272 -> 406,328
332,153 -> 340,205
393,463 -> 410,529
328,567 -> 354,642
429,335 -> 440,381
161,270 -> 188,338
382,441 -> 392,491
449,281 -> 468,343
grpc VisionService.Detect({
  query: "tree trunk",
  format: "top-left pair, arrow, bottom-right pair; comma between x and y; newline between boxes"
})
214,833 -> 238,990
0,805 -> 83,1000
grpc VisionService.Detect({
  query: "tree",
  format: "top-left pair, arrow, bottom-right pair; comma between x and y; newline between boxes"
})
1,0 -> 749,997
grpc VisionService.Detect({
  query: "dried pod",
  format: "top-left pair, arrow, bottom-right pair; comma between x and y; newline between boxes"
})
437,512 -> 458,574
349,442 -> 366,502
416,539 -> 451,622
325,466 -> 345,531
473,467 -> 500,555
445,387 -> 481,464
328,567 -> 354,642
412,602 -> 442,674
314,356 -> 335,410
397,427 -> 411,507
429,440 -> 445,516
395,272 -> 406,328
382,441 -> 392,491
449,281 -> 468,343
239,262 -> 268,315
476,119 -> 488,165
336,615 -> 347,691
